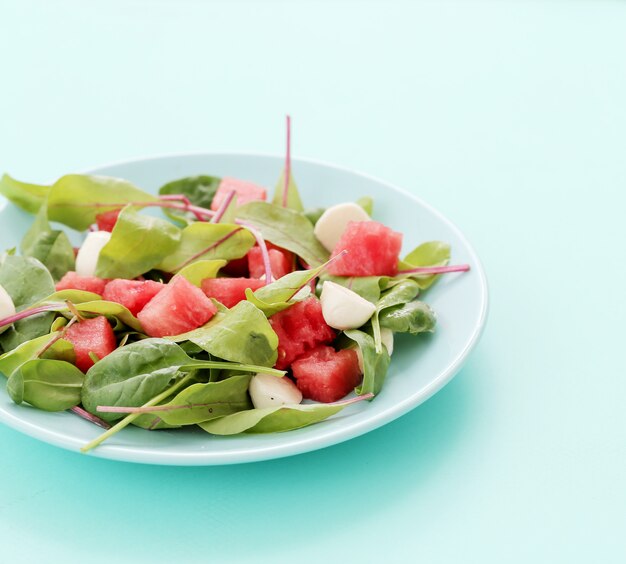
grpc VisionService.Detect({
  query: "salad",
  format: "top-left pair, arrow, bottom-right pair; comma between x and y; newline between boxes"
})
0,118 -> 469,453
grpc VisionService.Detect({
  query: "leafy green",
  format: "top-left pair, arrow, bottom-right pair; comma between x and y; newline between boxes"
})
7,359 -> 84,411
0,332 -> 74,378
236,202 -> 329,266
371,279 -> 421,351
0,254 -> 56,351
273,170 -> 304,212
47,174 -> 156,231
356,196 -> 373,216
20,206 -> 75,281
138,375 -> 252,426
0,174 -> 49,214
158,175 -> 220,223
176,259 -> 226,287
95,206 -> 181,279
303,207 -> 325,225
199,401 -> 353,435
171,301 -> 278,367
343,329 -> 390,396
158,223 -> 255,272
399,241 -> 451,290
319,275 -> 385,304
379,300 -> 437,334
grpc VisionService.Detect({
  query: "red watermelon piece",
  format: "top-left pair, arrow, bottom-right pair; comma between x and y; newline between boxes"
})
56,271 -> 110,295
328,221 -> 403,277
269,297 -> 336,370
102,279 -> 165,316
64,316 -> 117,373
95,210 -> 122,232
201,277 -> 265,309
138,276 -> 218,337
210,177 -> 267,211
221,256 -> 250,277
248,247 -> 293,280
291,345 -> 362,403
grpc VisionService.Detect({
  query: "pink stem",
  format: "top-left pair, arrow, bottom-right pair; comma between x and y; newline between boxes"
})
397,264 -> 471,275
211,190 -> 236,224
0,304 -> 58,330
238,222 -> 273,284
174,227 -> 245,271
71,406 -> 111,429
159,194 -> 206,221
282,115 -> 291,207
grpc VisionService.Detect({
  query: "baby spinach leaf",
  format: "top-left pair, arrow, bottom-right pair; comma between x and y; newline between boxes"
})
343,329 -> 390,396
172,301 -> 278,367
7,359 -> 83,411
379,300 -> 437,334
236,202 -> 329,267
36,289 -> 103,306
399,241 -> 451,290
371,279 -> 420,351
176,259 -> 226,287
0,332 -> 72,378
20,206 -> 75,281
245,261 -> 328,316
95,206 -> 181,279
356,196 -> 373,216
81,338 -> 193,422
71,301 -> 143,332
0,254 -> 56,351
47,174 -> 156,231
140,375 -> 252,426
303,207 -> 325,225
0,173 -> 49,214
199,400 -> 355,435
158,223 -> 255,272
159,175 -> 220,223
319,275 -> 385,304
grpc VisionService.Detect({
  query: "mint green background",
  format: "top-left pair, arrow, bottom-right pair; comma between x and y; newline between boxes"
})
1,1 -> 624,562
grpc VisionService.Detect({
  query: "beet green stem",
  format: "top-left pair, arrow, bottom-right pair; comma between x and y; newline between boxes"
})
397,264 -> 471,275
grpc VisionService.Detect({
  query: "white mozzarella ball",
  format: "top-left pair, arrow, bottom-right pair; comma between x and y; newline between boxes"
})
0,284 -> 16,334
249,373 -> 303,409
320,281 -> 376,331
75,231 -> 112,277
313,202 -> 370,251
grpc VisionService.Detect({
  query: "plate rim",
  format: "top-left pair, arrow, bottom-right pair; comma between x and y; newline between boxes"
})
0,152 -> 489,465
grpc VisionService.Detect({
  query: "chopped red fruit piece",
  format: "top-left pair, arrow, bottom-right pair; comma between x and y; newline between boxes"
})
201,277 -> 265,309
64,316 -> 117,373
102,279 -> 165,316
248,247 -> 293,280
269,297 -> 336,370
138,276 -> 218,337
291,345 -> 362,403
95,209 -> 122,232
210,177 -> 267,211
56,272 -> 110,295
328,220 -> 403,277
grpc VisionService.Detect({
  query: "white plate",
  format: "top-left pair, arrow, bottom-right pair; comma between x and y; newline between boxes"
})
0,153 -> 488,465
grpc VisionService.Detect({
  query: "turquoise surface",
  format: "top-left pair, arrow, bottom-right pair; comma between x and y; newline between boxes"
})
0,1 -> 624,562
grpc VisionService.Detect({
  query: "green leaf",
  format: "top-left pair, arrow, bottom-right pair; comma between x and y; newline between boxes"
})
356,196 -> 373,216
303,207 -> 325,225
399,241 -> 451,290
7,359 -> 84,411
236,202 -> 329,266
95,206 -> 181,279
379,300 -> 437,334
171,301 -> 278,367
198,399 -> 358,435
371,279 -> 421,351
141,375 -> 252,426
272,170 -> 304,212
0,332 -> 74,378
0,254 -> 56,351
20,206 -> 75,281
158,175 -> 220,223
81,338 -> 193,422
47,174 -> 156,231
318,275 -> 386,304
343,329 -> 390,396
176,259 -> 226,287
158,223 -> 255,272
0,174 -> 49,214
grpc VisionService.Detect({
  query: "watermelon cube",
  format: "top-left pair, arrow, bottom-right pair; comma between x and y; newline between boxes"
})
138,275 -> 218,337
102,279 -> 165,316
201,277 -> 265,309
64,316 -> 117,373
291,345 -> 362,403
210,177 -> 267,211
269,297 -> 336,370
327,221 -> 403,277
56,271 -> 110,295
248,247 -> 293,280
221,256 -> 250,277
95,209 -> 122,232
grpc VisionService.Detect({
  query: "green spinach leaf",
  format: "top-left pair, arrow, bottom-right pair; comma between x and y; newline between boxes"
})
371,279 -> 420,351
399,241 -> 451,290
272,170 -> 304,212
176,259 -> 226,287
379,300 -> 437,334
0,174 -> 49,214
158,175 -> 220,223
343,329 -> 390,396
